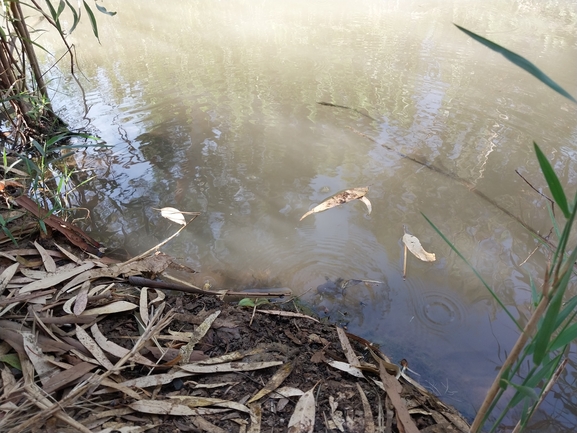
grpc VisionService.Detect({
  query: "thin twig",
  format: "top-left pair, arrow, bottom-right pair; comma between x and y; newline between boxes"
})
515,169 -> 555,217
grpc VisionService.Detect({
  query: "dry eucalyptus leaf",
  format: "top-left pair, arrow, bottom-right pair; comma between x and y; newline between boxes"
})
288,383 -> 318,433
75,325 -> 114,370
179,360 -> 283,374
158,207 -> 186,225
402,233 -> 436,262
34,241 -> 56,273
81,301 -> 138,316
179,310 -> 220,365
300,186 -> 369,221
248,361 -> 294,403
326,360 -> 365,378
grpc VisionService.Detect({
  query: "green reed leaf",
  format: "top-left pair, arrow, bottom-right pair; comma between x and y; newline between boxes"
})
549,322 -> 577,352
454,24 -> 576,103
534,142 -> 570,219
553,296 -> 577,330
533,245 -> 577,364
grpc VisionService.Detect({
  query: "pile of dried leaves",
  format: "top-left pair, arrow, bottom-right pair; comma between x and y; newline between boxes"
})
0,196 -> 471,433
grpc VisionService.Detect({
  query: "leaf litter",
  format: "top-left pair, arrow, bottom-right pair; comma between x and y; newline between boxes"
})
0,197 -> 469,432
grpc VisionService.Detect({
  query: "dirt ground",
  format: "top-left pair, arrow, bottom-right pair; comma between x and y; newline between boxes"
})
0,199 -> 471,433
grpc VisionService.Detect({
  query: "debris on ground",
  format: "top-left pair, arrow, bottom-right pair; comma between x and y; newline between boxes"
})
0,195 -> 470,432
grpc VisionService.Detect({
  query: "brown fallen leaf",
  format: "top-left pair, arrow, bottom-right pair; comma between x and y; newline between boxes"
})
179,360 -> 283,374
336,326 -> 360,368
356,383 -> 375,433
75,325 -> 114,370
19,262 -> 95,293
179,310 -> 220,365
300,186 -> 370,221
42,361 -> 95,395
129,399 -> 229,416
0,262 -> 19,295
248,361 -> 294,403
378,360 -> 419,433
34,241 -> 56,273
288,382 -> 319,433
80,301 -> 138,316
402,232 -> 436,262
91,323 -> 158,367
21,331 -> 59,386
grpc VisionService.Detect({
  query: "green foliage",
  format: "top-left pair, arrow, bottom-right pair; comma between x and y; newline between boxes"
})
429,25 -> 577,433
0,1 -> 115,148
238,298 -> 270,308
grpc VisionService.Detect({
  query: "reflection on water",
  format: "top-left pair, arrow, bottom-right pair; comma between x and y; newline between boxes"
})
41,0 -> 577,429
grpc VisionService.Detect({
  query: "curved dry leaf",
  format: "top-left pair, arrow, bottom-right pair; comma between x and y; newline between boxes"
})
34,241 -> 56,273
402,233 -> 436,262
73,281 -> 91,316
300,186 -> 369,221
158,207 -> 186,225
90,323 -> 158,367
248,361 -> 294,403
288,383 -> 318,433
0,262 -> 19,295
359,196 -> 372,214
180,360 -> 283,374
63,296 -> 76,315
75,325 -> 114,370
170,395 -> 250,413
180,310 -> 220,365
326,360 -> 365,378
139,287 -> 149,326
81,301 -> 138,316
20,262 -> 95,294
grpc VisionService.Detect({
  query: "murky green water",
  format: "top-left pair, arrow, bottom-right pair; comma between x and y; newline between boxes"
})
40,0 -> 577,429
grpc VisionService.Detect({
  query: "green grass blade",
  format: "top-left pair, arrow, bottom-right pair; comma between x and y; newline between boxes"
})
422,213 -> 521,329
534,142 -> 569,218
454,24 -> 577,103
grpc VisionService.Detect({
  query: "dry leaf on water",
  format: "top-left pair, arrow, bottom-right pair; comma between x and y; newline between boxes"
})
288,382 -> 318,433
402,233 -> 436,262
158,207 -> 186,225
300,186 -> 371,221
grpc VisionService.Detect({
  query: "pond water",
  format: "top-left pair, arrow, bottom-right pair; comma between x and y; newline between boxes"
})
41,0 -> 577,429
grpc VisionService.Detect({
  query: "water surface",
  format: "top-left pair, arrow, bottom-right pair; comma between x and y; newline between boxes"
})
42,0 -> 577,429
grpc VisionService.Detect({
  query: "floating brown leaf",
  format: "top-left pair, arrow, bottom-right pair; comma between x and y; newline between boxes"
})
402,233 -> 436,262
300,186 -> 370,221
